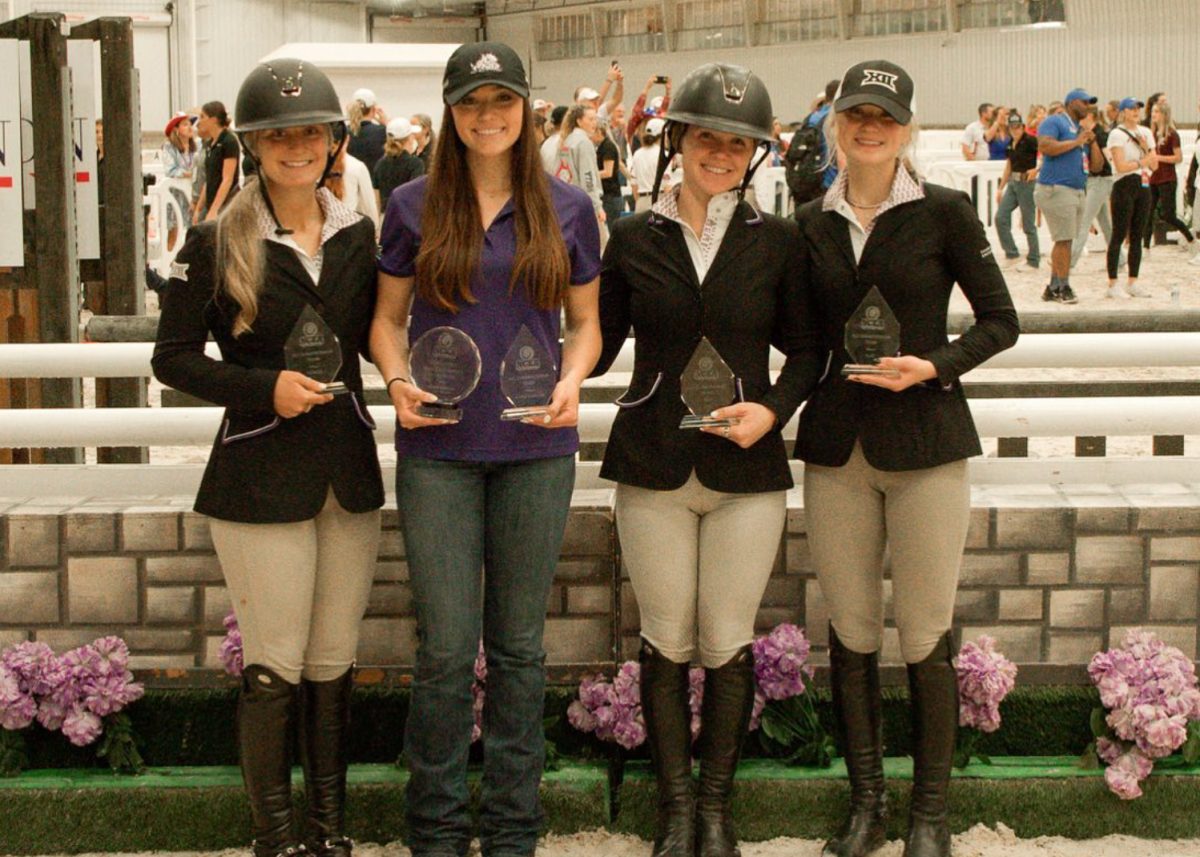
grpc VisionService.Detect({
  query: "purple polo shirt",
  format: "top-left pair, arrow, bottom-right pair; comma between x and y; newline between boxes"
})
379,175 -> 601,462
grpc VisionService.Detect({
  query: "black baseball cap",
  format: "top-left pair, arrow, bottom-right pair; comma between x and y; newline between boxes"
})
833,60 -> 915,125
443,42 -> 529,105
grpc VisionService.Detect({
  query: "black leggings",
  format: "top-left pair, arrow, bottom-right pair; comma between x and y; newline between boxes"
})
1109,176 -> 1151,279
1144,180 -> 1194,247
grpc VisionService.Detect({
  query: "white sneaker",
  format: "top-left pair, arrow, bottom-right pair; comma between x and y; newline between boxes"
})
1127,282 -> 1152,298
1001,255 -> 1023,270
1189,253 -> 1200,266
1106,284 -> 1130,299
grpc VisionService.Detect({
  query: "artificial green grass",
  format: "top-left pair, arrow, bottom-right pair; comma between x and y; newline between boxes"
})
615,758 -> 1200,841
0,763 -> 610,855
4,757 -> 1200,852
15,685 -> 1099,770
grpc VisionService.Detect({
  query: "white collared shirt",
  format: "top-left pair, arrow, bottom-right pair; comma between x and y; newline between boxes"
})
651,186 -> 739,282
822,166 -> 925,263
253,186 -> 363,284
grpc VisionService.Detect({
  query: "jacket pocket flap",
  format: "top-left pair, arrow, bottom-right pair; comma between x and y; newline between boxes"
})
221,414 -> 281,445
614,372 -> 663,409
350,393 -> 377,430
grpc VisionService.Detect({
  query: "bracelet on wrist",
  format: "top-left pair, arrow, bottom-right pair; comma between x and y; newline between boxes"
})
385,376 -> 410,392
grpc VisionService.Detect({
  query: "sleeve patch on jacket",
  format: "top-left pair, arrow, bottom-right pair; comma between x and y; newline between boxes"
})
979,246 -> 993,259
169,261 -> 189,282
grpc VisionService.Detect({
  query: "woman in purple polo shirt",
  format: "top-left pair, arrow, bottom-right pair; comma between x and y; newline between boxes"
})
369,42 -> 601,857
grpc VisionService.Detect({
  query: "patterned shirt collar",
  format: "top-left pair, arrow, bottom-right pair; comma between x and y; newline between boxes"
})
651,186 -> 740,253
253,185 -> 363,246
822,164 -> 925,234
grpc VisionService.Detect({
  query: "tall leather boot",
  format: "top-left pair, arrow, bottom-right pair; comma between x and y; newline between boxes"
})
823,628 -> 887,857
301,669 -> 354,857
903,633 -> 958,857
239,665 -> 303,857
639,639 -> 695,857
694,645 -> 755,857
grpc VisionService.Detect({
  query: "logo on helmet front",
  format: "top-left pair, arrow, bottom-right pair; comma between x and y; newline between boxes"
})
264,62 -> 304,98
470,53 -> 502,75
861,70 -> 898,93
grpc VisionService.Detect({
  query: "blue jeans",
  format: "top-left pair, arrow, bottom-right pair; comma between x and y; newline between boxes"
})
602,193 -> 624,227
994,178 -> 1040,266
397,454 -> 576,857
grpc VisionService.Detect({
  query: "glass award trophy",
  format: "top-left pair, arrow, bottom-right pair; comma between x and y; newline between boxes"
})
284,305 -> 348,395
408,326 -> 482,423
499,324 -> 558,421
679,337 -> 741,429
841,286 -> 901,378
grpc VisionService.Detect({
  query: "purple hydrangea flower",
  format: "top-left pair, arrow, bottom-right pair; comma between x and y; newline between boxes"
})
2,636 -> 143,746
62,704 -> 103,747
471,643 -> 486,744
219,613 -> 245,677
0,664 -> 37,731
752,624 -> 813,702
2,641 -> 60,697
567,624 -> 819,748
1087,629 -> 1200,799
954,636 -> 1017,733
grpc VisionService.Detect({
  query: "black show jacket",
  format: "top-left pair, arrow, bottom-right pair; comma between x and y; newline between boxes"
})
792,182 -> 1020,472
152,220 -> 385,523
593,202 -> 824,493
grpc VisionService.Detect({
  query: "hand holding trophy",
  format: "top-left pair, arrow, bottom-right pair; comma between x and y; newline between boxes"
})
408,326 -> 482,423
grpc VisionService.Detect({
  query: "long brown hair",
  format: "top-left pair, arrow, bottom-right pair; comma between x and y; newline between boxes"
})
415,100 -> 570,313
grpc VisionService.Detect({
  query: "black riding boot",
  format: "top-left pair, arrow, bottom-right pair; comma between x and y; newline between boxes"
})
694,646 -> 755,857
639,639 -> 695,857
823,628 -> 887,857
239,665 -> 303,857
301,669 -> 354,857
903,633 -> 958,857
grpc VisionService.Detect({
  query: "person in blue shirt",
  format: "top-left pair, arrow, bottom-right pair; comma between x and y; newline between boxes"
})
1034,88 -> 1099,304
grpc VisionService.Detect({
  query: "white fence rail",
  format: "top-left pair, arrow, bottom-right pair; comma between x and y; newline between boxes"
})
0,399 -> 1195,449
3,334 -> 1200,378
1,335 -> 1196,491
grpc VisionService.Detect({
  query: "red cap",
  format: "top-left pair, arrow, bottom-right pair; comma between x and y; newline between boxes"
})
164,112 -> 194,136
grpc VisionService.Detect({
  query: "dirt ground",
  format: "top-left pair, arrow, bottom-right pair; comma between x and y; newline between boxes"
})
40,825 -> 1200,857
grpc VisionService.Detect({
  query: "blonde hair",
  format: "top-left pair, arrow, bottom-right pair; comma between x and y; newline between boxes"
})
347,99 -> 368,136
215,174 -> 265,337
1154,103 -> 1177,142
823,110 -> 922,180
384,135 -> 411,157
216,126 -> 334,336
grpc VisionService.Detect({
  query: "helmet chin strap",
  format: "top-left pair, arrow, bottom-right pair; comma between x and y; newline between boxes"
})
245,124 -> 347,237
650,126 -> 771,205
739,143 -> 771,201
649,121 -> 681,206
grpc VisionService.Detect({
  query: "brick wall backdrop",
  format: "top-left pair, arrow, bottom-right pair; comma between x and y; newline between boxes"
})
2,483 -> 1198,678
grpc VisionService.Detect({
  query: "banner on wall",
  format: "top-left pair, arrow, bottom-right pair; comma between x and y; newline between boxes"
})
67,40 -> 100,261
17,39 -> 101,260
0,41 -> 23,267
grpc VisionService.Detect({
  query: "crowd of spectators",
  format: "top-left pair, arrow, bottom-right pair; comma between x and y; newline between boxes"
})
969,88 -> 1198,304
154,67 -> 1197,307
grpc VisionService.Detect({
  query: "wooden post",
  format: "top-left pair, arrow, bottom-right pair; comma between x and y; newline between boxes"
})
0,13 -> 82,463
71,17 -> 148,463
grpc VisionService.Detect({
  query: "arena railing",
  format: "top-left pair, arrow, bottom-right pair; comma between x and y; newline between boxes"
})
0,333 -> 1196,495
